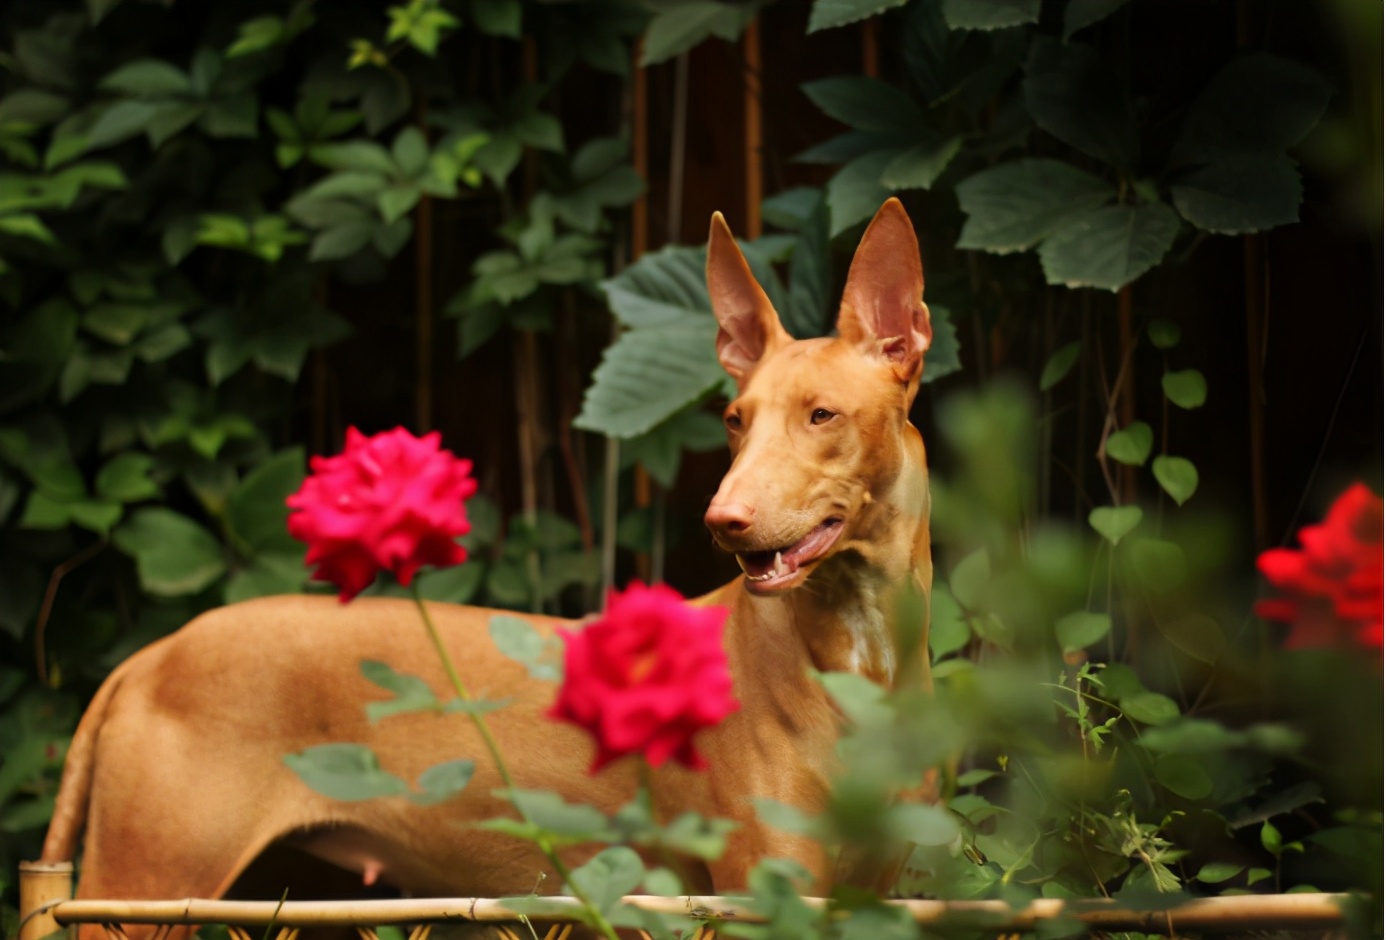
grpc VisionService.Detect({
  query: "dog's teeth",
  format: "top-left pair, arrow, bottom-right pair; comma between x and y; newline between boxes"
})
735,555 -> 750,575
774,551 -> 785,576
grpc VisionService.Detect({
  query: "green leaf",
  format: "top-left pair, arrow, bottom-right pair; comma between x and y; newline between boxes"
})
223,552 -> 308,604
392,126 -> 429,177
112,507 -> 226,596
574,317 -> 722,438
361,660 -> 441,722
1152,455 -> 1198,506
228,448 -> 306,554
1039,341 -> 1081,391
484,788 -> 614,843
201,93 -> 259,139
377,184 -> 422,225
1174,52 -> 1333,163
313,139 -> 398,175
642,867 -> 684,897
801,77 -> 925,133
95,453 -> 159,503
621,407 -> 725,488
807,0 -> 909,32
949,548 -> 991,610
0,89 -> 70,126
100,58 -> 192,97
1162,369 -> 1207,409
880,136 -> 962,190
943,0 -> 1040,30
921,304 -> 963,383
1155,753 -> 1213,800
1154,613 -> 1226,665
284,743 -> 409,801
1039,203 -> 1181,291
1194,862 -> 1245,884
1147,318 -> 1180,349
567,846 -> 646,915
409,759 -> 475,805
1088,505 -> 1142,546
83,101 -> 162,149
226,15 -> 286,58
489,614 -> 561,681
956,159 -> 1115,254
19,491 -> 71,529
1260,821 -> 1283,856
1122,538 -> 1187,595
310,222 -> 374,261
1170,153 -> 1302,235
136,323 -> 191,362
826,149 -> 897,237
1105,421 -> 1153,466
0,213 -> 56,245
640,1 -> 755,66
1121,690 -> 1180,726
816,671 -> 890,726
414,562 -> 485,604
68,498 -> 122,534
470,0 -> 523,38
82,303 -> 147,345
1023,37 -> 1136,168
890,802 -> 961,846
1055,611 -> 1112,654
928,585 -> 969,660
1063,0 -> 1129,40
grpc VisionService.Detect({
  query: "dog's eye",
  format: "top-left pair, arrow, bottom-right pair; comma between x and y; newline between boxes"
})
810,408 -> 836,426
724,412 -> 743,431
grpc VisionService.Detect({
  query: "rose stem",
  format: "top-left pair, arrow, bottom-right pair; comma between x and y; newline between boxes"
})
409,586 -> 622,940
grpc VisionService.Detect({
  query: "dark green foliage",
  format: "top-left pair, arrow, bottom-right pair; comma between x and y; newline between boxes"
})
0,0 -> 643,907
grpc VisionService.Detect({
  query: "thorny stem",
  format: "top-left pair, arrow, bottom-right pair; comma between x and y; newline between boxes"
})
409,586 -> 622,940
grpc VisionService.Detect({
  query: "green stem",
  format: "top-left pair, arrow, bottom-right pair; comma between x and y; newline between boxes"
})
409,587 -> 622,940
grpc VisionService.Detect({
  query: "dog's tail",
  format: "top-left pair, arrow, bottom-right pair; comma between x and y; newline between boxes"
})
39,656 -> 133,863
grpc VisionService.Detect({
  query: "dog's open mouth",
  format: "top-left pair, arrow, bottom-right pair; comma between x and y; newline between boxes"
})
735,517 -> 844,594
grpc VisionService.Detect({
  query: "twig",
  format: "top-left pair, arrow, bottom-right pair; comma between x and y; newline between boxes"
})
34,539 -> 107,684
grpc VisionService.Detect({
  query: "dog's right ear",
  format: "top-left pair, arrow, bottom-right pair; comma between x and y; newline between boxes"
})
707,212 -> 791,389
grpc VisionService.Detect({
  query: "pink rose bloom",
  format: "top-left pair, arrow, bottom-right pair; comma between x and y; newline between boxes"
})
286,427 -> 477,601
1255,482 -> 1384,650
549,582 -> 738,772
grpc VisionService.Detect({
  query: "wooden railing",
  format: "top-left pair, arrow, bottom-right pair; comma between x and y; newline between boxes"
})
19,864 -> 1355,940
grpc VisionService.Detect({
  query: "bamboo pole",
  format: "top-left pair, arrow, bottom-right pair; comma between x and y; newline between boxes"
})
18,861 -> 72,940
47,892 -> 1353,932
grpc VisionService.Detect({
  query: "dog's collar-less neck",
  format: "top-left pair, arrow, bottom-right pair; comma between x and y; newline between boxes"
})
780,452 -> 930,688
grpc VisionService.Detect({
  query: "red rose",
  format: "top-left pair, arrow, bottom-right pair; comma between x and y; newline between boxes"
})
286,427 -> 477,601
1255,482 -> 1384,650
549,581 -> 738,772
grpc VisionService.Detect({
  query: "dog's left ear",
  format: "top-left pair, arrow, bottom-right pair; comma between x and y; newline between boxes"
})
836,197 -> 932,385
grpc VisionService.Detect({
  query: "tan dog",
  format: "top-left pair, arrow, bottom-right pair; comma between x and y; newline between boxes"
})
35,197 -> 934,936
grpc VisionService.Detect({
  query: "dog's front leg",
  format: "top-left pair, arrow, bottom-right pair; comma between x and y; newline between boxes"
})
706,814 -> 832,895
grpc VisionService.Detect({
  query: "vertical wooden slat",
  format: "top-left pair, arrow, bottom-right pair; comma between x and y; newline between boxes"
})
743,17 -> 763,239
1116,284 -> 1136,503
862,13 -> 879,78
414,100 -> 434,434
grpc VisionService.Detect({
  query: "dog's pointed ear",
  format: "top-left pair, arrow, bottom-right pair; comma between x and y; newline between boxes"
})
707,211 -> 791,388
836,197 -> 932,384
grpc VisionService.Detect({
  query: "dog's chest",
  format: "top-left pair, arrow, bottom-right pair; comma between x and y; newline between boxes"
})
839,583 -> 894,684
